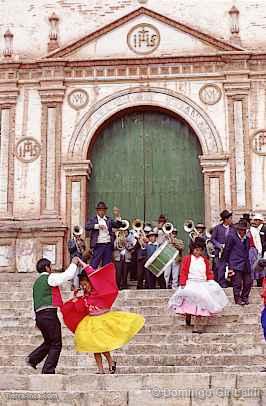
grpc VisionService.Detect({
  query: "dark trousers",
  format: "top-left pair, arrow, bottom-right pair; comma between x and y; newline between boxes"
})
231,268 -> 252,303
28,309 -> 62,374
90,243 -> 113,269
213,258 -> 227,288
115,259 -> 129,289
145,268 -> 166,289
137,258 -> 146,289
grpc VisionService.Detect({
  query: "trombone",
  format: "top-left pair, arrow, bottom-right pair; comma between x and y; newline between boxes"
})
183,219 -> 200,242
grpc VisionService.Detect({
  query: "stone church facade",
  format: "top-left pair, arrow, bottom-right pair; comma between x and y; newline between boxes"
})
0,0 -> 266,272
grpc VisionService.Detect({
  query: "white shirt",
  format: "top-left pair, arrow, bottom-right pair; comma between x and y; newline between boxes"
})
188,255 -> 207,281
95,215 -> 111,244
250,226 -> 262,255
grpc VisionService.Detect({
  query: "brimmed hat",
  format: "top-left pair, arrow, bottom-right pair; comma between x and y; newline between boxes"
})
235,220 -> 248,230
196,223 -> 206,229
240,213 -> 251,223
172,228 -> 178,233
148,230 -> 158,237
73,225 -> 83,236
253,213 -> 264,221
220,209 -> 232,220
96,201 -> 108,210
144,225 -> 152,233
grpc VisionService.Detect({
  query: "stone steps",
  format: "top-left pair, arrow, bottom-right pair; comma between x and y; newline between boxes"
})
0,282 -> 264,405
1,353 -> 265,367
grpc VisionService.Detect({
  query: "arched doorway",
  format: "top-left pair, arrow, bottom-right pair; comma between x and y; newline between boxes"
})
87,106 -> 204,241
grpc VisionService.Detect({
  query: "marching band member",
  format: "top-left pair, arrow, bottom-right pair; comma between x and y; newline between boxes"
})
168,237 -> 229,333
164,228 -> 184,289
155,214 -> 168,245
195,223 -> 207,240
85,201 -> 122,269
114,229 -> 135,290
144,230 -> 166,289
211,210 -> 234,288
68,225 -> 86,261
223,220 -> 254,305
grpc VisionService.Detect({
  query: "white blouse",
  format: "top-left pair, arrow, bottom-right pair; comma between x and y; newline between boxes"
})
188,255 -> 207,281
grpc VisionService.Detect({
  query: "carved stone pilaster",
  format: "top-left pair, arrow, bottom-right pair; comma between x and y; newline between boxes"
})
200,154 -> 229,226
0,83 -> 19,218
224,78 -> 251,213
39,83 -> 65,219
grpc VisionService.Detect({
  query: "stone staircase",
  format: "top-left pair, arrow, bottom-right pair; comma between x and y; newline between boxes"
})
0,273 -> 265,406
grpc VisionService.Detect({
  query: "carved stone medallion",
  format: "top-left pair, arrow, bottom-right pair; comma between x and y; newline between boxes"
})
127,23 -> 160,55
15,137 -> 41,163
199,84 -> 222,105
68,89 -> 89,110
252,130 -> 266,155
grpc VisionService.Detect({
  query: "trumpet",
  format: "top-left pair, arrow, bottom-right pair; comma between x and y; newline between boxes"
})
183,219 -> 199,242
119,219 -> 130,231
162,222 -> 174,235
132,218 -> 146,248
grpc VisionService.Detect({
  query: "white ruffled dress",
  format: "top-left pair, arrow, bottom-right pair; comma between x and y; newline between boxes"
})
168,255 -> 229,316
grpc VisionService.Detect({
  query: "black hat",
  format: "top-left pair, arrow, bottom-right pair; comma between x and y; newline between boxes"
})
220,210 -> 232,220
240,213 -> 251,223
235,220 -> 248,230
96,201 -> 108,210
196,223 -> 206,229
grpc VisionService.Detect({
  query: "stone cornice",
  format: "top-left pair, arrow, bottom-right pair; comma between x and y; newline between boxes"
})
38,81 -> 66,103
200,154 -> 230,172
63,160 -> 92,178
0,82 -> 19,105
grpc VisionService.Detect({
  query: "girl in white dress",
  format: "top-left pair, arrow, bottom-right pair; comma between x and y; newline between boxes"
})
168,237 -> 229,332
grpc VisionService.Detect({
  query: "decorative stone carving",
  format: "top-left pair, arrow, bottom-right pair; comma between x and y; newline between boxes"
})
15,137 -> 41,163
48,12 -> 59,52
228,6 -> 241,46
3,29 -> 13,58
199,84 -> 222,105
68,89 -> 89,111
252,130 -> 266,156
127,24 -> 160,55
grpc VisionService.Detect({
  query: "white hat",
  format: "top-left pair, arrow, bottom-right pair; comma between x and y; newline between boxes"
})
253,213 -> 264,221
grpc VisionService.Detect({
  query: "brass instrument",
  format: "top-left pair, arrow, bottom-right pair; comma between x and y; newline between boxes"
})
162,222 -> 174,235
115,219 -> 130,250
132,218 -> 146,248
205,228 -> 215,258
183,219 -> 200,242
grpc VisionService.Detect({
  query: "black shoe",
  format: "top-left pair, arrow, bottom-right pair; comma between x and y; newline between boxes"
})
242,300 -> 249,305
109,361 -> 117,374
25,357 -> 37,370
185,314 -> 192,326
261,367 -> 266,372
235,299 -> 245,306
192,329 -> 204,334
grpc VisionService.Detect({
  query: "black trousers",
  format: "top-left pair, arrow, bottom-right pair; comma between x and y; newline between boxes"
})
231,269 -> 252,303
137,258 -> 146,289
145,268 -> 166,289
115,260 -> 129,289
28,309 -> 62,374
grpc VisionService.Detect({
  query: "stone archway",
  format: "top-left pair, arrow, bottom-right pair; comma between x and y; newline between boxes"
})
68,87 -> 224,160
65,87 -> 229,232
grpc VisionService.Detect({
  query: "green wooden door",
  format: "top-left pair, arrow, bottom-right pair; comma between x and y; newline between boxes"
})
88,109 -> 204,242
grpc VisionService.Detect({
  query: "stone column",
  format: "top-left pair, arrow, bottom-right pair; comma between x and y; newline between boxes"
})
200,154 -> 229,226
224,78 -> 251,215
0,83 -> 19,219
39,82 -> 65,219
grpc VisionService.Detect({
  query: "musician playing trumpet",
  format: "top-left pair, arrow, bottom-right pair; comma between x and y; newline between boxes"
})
68,225 -> 86,261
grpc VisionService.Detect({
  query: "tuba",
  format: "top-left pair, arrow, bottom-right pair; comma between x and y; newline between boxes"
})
115,220 -> 129,250
183,219 -> 199,242
132,218 -> 146,248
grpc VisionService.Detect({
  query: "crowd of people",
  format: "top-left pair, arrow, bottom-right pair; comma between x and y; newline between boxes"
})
68,202 -> 266,305
26,201 -> 266,374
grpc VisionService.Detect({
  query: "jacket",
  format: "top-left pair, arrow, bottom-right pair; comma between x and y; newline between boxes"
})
179,255 -> 214,286
85,216 -> 122,249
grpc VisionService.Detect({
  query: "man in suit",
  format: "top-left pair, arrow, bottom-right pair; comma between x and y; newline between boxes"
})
85,201 -> 122,269
211,209 -> 234,288
223,220 -> 253,305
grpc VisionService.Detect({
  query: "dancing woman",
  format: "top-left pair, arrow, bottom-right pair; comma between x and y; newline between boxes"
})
168,237 -> 229,333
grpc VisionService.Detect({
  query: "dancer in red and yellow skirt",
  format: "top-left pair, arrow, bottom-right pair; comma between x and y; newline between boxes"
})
61,261 -> 144,374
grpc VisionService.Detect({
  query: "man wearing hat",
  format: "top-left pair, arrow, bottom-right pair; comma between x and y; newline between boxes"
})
250,213 -> 266,286
85,202 -> 123,269
211,210 -> 234,288
223,219 -> 254,305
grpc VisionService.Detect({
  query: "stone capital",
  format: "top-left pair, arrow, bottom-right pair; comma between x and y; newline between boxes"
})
0,82 -> 19,105
63,160 -> 92,179
199,154 -> 229,173
223,76 -> 250,97
38,80 -> 65,104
